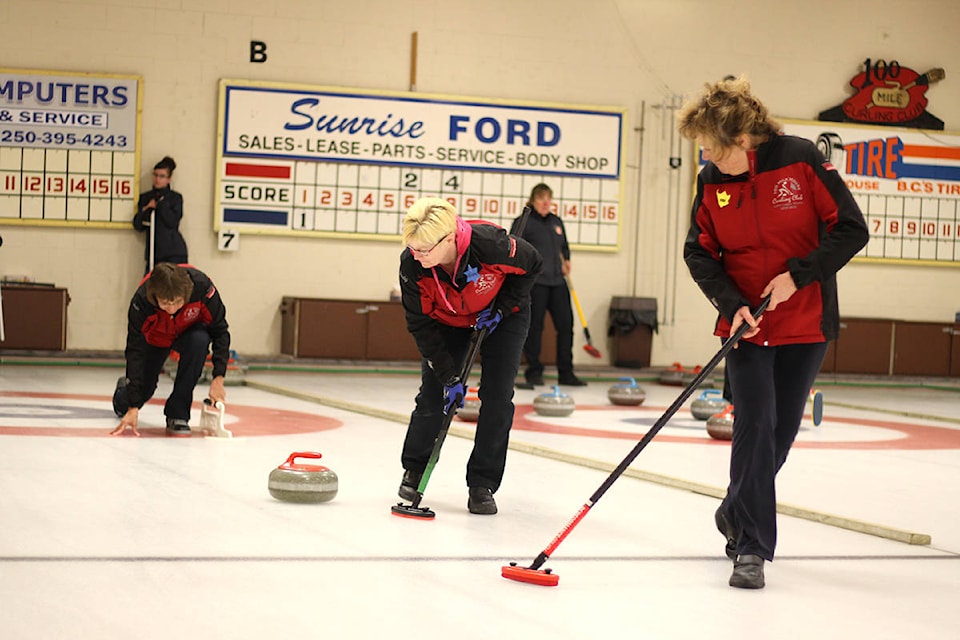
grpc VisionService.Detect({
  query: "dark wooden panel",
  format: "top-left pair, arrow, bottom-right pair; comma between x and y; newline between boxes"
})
296,300 -> 368,359
893,322 -> 952,376
366,302 -> 420,361
279,297 -> 298,356
835,319 -> 893,375
952,325 -> 960,377
0,286 -> 68,351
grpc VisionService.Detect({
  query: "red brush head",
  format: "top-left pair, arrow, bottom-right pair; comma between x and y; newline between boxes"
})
582,344 -> 602,359
501,563 -> 559,587
391,504 -> 436,519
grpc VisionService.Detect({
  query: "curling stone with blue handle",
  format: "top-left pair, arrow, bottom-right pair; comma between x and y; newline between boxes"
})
533,385 -> 576,417
268,451 -> 338,503
691,389 -> 729,420
607,377 -> 646,406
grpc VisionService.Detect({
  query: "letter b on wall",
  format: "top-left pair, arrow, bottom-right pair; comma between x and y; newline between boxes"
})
250,41 -> 267,63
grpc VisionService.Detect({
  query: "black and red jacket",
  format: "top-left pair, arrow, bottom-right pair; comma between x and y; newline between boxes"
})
684,134 -> 869,345
124,266 -> 230,407
400,217 -> 543,382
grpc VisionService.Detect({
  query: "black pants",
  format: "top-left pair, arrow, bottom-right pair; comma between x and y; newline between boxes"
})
523,282 -> 574,379
720,340 -> 828,561
401,305 -> 530,492
125,326 -> 211,422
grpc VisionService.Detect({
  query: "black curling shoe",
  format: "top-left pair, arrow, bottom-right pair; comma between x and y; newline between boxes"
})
558,375 -> 587,386
715,506 -> 738,560
165,418 -> 191,437
113,377 -> 129,417
398,469 -> 422,501
729,554 -> 765,589
467,487 -> 497,515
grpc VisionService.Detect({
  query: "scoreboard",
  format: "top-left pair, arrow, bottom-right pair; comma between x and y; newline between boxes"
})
216,80 -> 626,249
789,120 -> 959,267
0,68 -> 141,227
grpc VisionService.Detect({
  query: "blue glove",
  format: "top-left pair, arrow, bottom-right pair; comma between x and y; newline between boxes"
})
443,377 -> 466,415
475,306 -> 503,334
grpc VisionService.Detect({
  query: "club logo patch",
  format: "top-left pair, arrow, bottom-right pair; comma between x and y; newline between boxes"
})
772,177 -> 804,210
473,273 -> 498,296
716,190 -> 731,208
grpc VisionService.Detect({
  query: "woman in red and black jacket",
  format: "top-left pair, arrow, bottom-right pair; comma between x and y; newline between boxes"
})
679,77 -> 868,589
398,197 -> 542,515
111,263 -> 231,437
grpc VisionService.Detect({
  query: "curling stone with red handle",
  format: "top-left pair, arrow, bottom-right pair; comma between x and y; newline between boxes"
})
607,377 -> 646,406
268,452 -> 338,503
456,386 -> 480,422
706,405 -> 734,441
658,362 -> 685,386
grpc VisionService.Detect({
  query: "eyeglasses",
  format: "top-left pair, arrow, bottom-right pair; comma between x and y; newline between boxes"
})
408,233 -> 450,257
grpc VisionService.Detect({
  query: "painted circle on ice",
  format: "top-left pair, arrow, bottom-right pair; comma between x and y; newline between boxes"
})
0,391 -> 342,438
509,404 -> 960,451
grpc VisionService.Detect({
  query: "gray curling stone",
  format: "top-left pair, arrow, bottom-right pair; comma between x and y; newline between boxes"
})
268,451 -> 338,503
706,405 -> 734,441
533,385 -> 576,417
607,377 -> 646,406
456,387 -> 481,422
691,389 -> 729,420
658,362 -> 687,386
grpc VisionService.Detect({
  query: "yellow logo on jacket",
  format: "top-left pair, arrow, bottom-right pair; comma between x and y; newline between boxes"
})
716,190 -> 731,208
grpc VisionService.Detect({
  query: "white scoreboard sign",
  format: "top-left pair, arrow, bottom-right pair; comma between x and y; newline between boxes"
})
786,120 -> 960,266
216,80 -> 626,249
0,68 -> 141,227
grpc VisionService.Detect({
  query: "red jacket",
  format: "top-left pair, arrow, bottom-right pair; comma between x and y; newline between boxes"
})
124,266 -> 230,406
400,218 -> 542,382
684,134 -> 869,345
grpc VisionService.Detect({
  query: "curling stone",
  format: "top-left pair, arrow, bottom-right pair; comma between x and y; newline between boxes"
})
456,387 -> 481,422
691,389 -> 729,421
607,377 -> 646,406
268,451 -> 338,503
199,349 -> 248,385
533,385 -> 575,417
164,351 -> 179,379
706,405 -> 734,441
682,364 -> 713,388
658,362 -> 686,386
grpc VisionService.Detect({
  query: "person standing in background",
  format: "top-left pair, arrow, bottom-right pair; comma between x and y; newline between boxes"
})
511,183 -> 586,388
133,156 -> 187,274
679,76 -> 868,589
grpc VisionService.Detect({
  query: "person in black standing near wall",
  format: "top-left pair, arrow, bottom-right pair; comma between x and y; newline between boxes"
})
133,156 -> 187,274
511,183 -> 586,388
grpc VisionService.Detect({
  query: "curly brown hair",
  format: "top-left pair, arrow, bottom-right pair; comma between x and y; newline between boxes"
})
677,76 -> 781,150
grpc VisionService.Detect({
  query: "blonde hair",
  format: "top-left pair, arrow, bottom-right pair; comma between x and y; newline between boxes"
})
402,197 -> 457,246
677,75 -> 781,151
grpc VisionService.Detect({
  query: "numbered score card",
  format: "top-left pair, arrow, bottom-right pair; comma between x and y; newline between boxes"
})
215,80 -> 626,249
0,68 -> 141,227
786,120 -> 960,266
